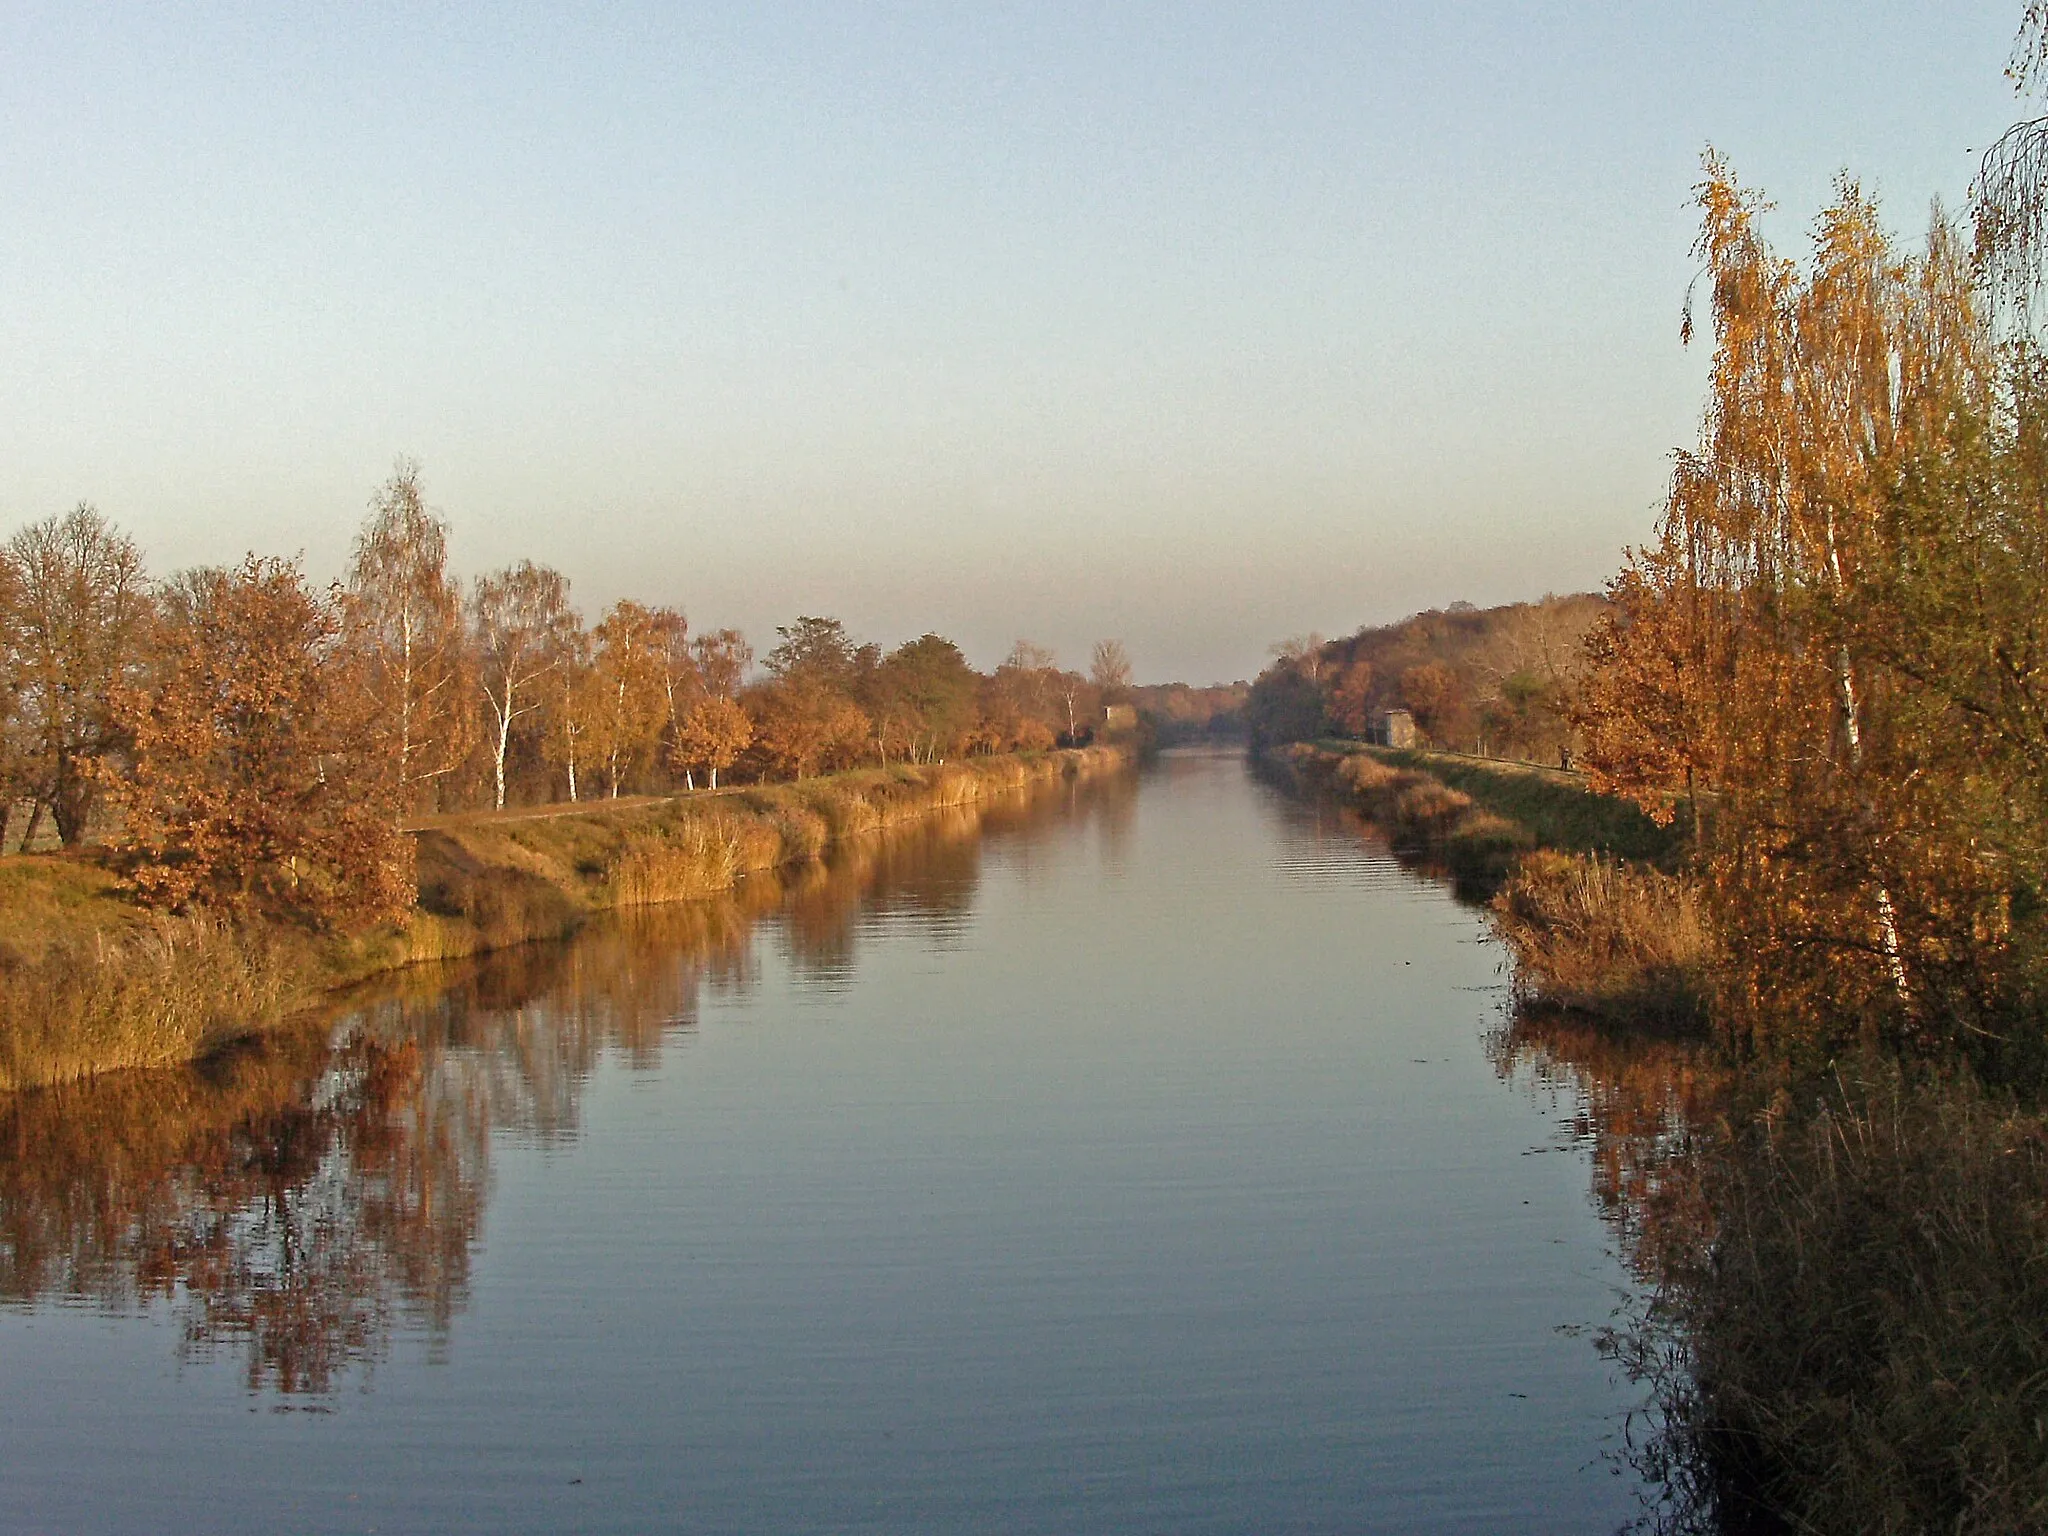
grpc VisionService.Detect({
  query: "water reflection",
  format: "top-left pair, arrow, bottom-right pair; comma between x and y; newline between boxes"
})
1490,1004 -> 1735,1533
0,1029 -> 477,1394
0,770 -> 1138,1396
1489,1009 -> 1723,1283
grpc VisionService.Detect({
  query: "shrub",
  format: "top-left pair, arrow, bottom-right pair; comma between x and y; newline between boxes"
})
1491,850 -> 1707,1027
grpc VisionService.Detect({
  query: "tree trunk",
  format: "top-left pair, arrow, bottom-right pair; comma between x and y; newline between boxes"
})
398,606 -> 415,790
493,710 -> 510,810
20,799 -> 47,853
1834,641 -> 1911,1006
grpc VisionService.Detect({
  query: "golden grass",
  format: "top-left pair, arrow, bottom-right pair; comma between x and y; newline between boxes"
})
1641,1066 -> 2048,1534
0,747 -> 1129,1091
1491,848 -> 1709,1028
0,890 -> 306,1093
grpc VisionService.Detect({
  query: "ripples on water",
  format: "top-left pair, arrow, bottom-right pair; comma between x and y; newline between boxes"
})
0,750 -> 1651,1534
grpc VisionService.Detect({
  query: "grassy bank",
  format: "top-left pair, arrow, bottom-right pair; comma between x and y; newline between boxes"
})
0,747 -> 1126,1092
1264,740 -> 1709,1029
1341,745 -> 1686,866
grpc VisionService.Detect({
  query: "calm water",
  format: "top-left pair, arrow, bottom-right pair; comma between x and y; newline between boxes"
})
0,751 -> 1646,1534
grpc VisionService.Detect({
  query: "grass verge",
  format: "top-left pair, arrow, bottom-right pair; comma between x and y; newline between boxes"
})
0,747 -> 1127,1092
1263,740 -> 1708,1029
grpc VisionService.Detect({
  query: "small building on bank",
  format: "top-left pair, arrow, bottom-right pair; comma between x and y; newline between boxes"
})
1102,703 -> 1138,733
1370,709 -> 1417,749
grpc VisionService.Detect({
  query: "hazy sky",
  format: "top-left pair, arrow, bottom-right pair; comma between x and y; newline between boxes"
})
0,4 -> 2024,682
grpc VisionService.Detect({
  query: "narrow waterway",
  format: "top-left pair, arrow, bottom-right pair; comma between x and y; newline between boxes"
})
0,750 -> 1646,1533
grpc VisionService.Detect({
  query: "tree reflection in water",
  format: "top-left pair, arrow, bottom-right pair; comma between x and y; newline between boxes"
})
1489,1006 -> 1734,1533
0,769 -> 1135,1396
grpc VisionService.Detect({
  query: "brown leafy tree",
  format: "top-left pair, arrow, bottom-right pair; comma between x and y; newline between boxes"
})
3,504 -> 149,846
116,557 -> 411,926
539,618 -> 595,802
0,556 -> 24,851
748,675 -> 869,780
1580,157 -> 1997,1053
690,628 -> 751,699
1398,661 -> 1466,747
873,634 -> 978,763
670,695 -> 753,789
1326,660 -> 1375,736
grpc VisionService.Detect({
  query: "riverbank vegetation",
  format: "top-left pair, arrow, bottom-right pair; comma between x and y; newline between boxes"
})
1262,16 -> 2048,1527
0,747 -> 1122,1094
1570,99 -> 2048,1533
0,467 -> 1140,1086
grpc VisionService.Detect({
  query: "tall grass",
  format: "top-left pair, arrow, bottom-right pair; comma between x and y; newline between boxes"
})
1272,744 -> 1534,896
0,910 -> 305,1093
1637,1066 -> 2048,1535
1492,849 -> 1709,1029
405,747 -> 1124,964
0,747 -> 1129,1091
1343,744 -> 1686,865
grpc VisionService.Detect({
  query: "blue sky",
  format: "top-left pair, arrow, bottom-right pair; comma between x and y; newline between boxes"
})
0,3 -> 2024,682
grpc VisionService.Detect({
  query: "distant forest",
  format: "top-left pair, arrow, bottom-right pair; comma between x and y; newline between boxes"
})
1246,593 -> 1606,763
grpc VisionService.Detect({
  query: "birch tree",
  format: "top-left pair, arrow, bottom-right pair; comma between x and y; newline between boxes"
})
344,460 -> 468,806
540,619 -> 594,803
671,696 -> 752,789
691,629 -> 751,699
1581,157 -> 1988,1050
591,601 -> 671,797
470,562 -> 573,810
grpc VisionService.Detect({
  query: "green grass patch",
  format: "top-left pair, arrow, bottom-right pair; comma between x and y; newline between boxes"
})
1336,744 -> 1686,866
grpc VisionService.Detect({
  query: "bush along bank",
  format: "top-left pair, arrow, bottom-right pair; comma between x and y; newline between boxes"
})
1262,741 -> 1708,1030
406,748 -> 1125,961
0,747 -> 1128,1093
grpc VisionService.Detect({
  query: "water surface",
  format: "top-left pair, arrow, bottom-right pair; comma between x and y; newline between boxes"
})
0,751 -> 1643,1533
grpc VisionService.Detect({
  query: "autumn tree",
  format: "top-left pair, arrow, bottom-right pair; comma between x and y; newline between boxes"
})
1325,659 -> 1375,736
0,556 -> 23,850
670,695 -> 752,789
3,504 -> 149,846
471,562 -> 574,810
1399,661 -> 1467,748
765,616 -> 876,693
343,460 -> 469,807
980,641 -> 1062,750
539,617 -> 595,802
115,557 -> 411,926
748,675 -> 869,780
1579,157 -> 2001,1053
691,628 -> 751,698
590,601 -> 672,797
874,634 -> 978,763
1090,639 -> 1133,697
646,606 -> 694,772
1272,634 -> 1326,683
